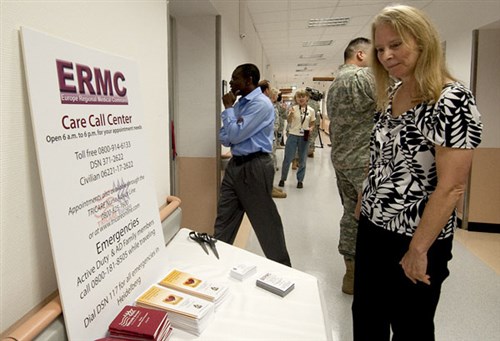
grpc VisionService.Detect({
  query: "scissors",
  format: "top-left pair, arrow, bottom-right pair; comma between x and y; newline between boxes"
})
189,231 -> 220,259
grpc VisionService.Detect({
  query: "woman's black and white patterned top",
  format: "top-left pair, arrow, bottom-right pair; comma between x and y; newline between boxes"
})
361,82 -> 483,239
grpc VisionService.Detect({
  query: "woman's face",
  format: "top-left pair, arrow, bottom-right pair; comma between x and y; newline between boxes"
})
296,94 -> 308,106
374,23 -> 420,81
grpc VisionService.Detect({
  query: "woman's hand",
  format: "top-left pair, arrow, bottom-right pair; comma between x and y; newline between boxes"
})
399,247 -> 431,285
400,146 -> 475,286
287,107 -> 294,123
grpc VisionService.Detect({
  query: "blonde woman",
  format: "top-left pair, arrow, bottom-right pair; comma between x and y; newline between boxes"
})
278,89 -> 315,189
353,5 -> 483,340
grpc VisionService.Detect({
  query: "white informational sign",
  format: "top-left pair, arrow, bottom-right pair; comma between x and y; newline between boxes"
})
21,27 -> 167,340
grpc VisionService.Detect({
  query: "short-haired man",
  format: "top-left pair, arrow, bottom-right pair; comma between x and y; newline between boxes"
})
327,37 -> 376,294
215,64 -> 291,266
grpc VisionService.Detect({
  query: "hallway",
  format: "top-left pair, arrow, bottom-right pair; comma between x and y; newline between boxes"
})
244,131 -> 500,341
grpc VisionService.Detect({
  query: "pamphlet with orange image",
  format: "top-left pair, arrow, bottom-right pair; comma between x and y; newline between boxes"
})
159,269 -> 228,304
136,285 -> 213,319
161,269 -> 201,288
162,293 -> 183,305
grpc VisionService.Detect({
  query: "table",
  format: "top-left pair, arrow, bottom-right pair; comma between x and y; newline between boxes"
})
159,228 -> 332,340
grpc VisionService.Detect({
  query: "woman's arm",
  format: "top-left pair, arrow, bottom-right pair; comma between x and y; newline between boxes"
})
400,145 -> 474,284
287,105 -> 296,124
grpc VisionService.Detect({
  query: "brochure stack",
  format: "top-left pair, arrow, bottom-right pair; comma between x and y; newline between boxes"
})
230,263 -> 257,281
136,285 -> 214,336
256,272 -> 295,297
159,269 -> 230,310
97,305 -> 173,341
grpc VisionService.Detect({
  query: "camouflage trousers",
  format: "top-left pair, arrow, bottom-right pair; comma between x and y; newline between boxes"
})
308,125 -> 319,153
333,166 -> 366,260
272,135 -> 278,169
277,117 -> 285,142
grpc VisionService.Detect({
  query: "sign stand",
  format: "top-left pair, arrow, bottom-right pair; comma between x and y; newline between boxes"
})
21,27 -> 166,340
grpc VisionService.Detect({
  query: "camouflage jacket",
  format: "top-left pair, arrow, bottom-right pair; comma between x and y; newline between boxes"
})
326,64 -> 376,169
308,99 -> 321,127
273,103 -> 281,131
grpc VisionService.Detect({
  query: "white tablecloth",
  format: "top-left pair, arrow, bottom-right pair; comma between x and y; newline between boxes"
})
159,228 -> 332,341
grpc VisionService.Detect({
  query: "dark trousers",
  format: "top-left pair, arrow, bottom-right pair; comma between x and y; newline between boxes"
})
352,215 -> 452,341
214,153 -> 291,266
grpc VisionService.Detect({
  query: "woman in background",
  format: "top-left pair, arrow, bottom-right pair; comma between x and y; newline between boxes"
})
353,5 -> 483,341
278,89 -> 315,189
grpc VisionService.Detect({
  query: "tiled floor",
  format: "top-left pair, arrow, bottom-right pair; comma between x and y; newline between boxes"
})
455,228 -> 500,274
241,131 -> 500,341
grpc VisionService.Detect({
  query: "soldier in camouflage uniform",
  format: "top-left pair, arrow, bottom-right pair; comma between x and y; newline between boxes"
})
276,93 -> 287,146
326,37 -> 376,294
259,80 -> 287,198
307,99 -> 321,157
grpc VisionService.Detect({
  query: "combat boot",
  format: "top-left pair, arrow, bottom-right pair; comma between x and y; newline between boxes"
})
342,257 -> 355,295
272,187 -> 287,198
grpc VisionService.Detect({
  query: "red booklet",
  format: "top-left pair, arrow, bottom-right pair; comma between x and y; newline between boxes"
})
107,305 -> 171,340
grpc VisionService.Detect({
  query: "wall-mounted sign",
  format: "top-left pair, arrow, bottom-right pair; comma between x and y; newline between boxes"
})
21,27 -> 166,340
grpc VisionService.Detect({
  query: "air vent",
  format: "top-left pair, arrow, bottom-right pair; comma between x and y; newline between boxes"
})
303,40 -> 333,47
308,17 -> 350,27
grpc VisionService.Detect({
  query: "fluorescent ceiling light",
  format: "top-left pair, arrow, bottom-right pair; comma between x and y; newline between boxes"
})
303,40 -> 333,47
308,17 -> 350,27
299,54 -> 323,59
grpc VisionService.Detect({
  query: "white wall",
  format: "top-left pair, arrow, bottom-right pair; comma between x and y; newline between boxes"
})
169,1 -> 271,230
210,0 -> 267,155
212,0 -> 265,87
476,28 -> 500,148
428,1 -> 500,87
0,1 -> 170,333
175,15 -> 217,157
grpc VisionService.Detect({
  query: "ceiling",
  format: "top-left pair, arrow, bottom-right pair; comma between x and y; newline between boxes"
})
245,0 -> 434,90
170,0 -> 500,93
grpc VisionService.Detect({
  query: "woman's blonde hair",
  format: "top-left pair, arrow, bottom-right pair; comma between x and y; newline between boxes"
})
293,88 -> 309,104
371,5 -> 455,110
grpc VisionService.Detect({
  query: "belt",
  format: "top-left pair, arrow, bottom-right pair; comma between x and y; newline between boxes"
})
232,151 -> 268,164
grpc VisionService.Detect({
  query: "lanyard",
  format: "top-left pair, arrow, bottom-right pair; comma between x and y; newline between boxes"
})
300,106 -> 308,126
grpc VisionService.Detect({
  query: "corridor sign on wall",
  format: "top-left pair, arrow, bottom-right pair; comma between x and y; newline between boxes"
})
21,27 -> 166,340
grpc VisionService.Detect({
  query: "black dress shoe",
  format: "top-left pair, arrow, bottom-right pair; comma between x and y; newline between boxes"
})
297,182 -> 303,189
278,180 -> 285,187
